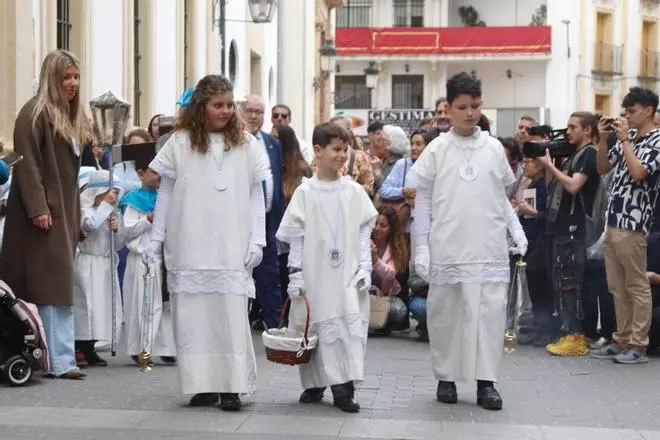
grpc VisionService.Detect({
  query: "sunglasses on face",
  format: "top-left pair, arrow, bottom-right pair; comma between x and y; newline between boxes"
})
272,113 -> 289,119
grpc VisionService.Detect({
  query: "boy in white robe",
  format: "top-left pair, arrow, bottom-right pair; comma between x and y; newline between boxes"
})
74,169 -> 124,366
277,122 -> 377,413
412,72 -> 528,411
119,167 -> 176,365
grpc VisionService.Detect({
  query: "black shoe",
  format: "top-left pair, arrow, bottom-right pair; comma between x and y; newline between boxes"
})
533,333 -> 555,347
518,331 -> 537,346
476,385 -> 503,410
219,393 -> 242,411
189,393 -> 220,407
436,381 -> 457,404
333,397 -> 360,413
331,382 -> 360,413
160,356 -> 177,365
299,388 -> 326,403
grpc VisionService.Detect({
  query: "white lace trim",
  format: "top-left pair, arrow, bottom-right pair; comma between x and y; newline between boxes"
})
167,269 -> 255,299
311,313 -> 369,345
429,261 -> 510,285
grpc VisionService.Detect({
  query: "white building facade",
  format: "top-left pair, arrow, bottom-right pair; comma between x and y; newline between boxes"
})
333,0 -> 660,137
0,0 -> 282,147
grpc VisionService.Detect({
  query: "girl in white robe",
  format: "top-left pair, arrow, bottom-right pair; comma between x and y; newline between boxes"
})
411,72 -> 527,411
74,169 -> 124,366
119,170 -> 176,365
143,75 -> 269,412
277,122 -> 377,413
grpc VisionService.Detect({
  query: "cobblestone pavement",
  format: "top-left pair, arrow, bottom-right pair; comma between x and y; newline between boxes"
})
1,330 -> 659,439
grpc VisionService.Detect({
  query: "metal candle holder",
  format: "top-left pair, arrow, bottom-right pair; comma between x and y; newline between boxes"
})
89,91 -> 131,357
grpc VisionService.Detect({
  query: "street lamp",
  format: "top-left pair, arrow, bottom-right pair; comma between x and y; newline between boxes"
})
319,40 -> 337,73
247,0 -> 278,23
364,62 -> 380,89
215,0 -> 279,75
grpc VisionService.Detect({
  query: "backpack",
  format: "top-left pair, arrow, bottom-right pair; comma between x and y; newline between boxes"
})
569,145 -> 610,248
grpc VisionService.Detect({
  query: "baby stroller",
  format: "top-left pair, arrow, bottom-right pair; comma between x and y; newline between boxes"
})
0,280 -> 49,386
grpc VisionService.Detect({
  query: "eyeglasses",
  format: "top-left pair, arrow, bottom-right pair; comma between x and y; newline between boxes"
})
272,112 -> 289,119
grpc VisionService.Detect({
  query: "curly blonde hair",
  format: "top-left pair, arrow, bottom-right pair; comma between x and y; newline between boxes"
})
174,75 -> 246,152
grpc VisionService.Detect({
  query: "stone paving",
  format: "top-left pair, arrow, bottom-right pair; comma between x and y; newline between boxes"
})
1,330 -> 659,439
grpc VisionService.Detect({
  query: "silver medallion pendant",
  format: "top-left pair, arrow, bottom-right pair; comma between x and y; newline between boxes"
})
459,162 -> 478,182
328,248 -> 343,267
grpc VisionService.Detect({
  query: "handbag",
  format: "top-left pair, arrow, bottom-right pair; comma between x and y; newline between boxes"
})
374,161 -> 411,226
368,286 -> 390,330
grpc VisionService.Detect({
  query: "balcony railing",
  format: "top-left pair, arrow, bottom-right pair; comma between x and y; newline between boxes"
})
593,42 -> 623,75
640,49 -> 660,78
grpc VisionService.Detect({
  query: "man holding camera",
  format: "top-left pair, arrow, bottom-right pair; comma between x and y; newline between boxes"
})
533,112 -> 600,356
591,87 -> 660,364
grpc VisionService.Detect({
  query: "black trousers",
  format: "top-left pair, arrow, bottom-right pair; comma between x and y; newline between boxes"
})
581,258 -> 616,340
547,235 -> 586,335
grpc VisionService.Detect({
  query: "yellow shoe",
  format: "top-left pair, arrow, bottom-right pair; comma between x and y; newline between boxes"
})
547,334 -> 589,356
546,336 -> 568,353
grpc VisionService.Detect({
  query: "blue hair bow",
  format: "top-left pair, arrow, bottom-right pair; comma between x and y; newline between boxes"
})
176,88 -> 195,108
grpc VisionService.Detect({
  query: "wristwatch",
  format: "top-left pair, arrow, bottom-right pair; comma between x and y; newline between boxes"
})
288,267 -> 302,275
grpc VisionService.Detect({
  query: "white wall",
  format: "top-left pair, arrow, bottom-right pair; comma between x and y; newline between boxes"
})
279,0 -> 315,141
447,0 -> 546,27
447,61 -> 547,109
153,0 -> 179,116
89,0 -> 125,99
544,0 -> 580,128
225,0 -> 247,96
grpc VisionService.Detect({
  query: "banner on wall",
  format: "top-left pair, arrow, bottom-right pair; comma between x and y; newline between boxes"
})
334,109 -> 369,136
336,108 -> 499,137
368,109 -> 434,135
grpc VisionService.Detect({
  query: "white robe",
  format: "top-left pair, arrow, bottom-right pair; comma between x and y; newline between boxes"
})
149,130 -> 269,395
0,176 -> 10,253
122,205 -> 176,357
277,176 -> 377,389
411,128 -> 517,383
74,202 -> 123,343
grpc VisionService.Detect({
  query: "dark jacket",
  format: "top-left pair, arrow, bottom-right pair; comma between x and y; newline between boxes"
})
0,97 -> 81,305
260,131 -> 284,240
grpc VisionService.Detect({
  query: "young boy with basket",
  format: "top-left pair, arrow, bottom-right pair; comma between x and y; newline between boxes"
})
276,122 -> 377,413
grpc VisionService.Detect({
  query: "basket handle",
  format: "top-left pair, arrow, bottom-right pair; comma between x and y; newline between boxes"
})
278,294 -> 312,345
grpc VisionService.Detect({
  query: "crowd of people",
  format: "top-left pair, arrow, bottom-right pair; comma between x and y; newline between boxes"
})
2,48 -> 660,416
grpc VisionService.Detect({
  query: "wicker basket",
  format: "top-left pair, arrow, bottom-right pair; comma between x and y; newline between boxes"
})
262,295 -> 318,366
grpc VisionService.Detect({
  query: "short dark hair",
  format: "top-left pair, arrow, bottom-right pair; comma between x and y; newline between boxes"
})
446,73 -> 482,104
498,136 -> 522,162
367,121 -> 384,133
435,97 -> 447,108
312,122 -> 350,148
411,128 -> 440,146
271,104 -> 292,117
622,87 -> 659,114
519,115 -> 537,124
478,114 -> 491,133
570,111 -> 599,139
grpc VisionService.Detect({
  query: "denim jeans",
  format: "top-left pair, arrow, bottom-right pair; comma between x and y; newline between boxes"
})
38,305 -> 77,376
409,296 -> 427,330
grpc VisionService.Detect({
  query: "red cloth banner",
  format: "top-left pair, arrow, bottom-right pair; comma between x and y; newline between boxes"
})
336,26 -> 551,55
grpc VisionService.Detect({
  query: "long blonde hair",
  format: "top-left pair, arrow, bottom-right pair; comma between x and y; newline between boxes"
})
31,50 -> 87,144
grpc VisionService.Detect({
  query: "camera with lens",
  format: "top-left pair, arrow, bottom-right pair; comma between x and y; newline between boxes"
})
522,125 -> 576,159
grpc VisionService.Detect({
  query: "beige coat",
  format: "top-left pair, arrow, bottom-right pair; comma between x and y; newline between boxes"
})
0,98 -> 81,306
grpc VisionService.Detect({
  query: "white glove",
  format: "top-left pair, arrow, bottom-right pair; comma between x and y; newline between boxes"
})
287,271 -> 304,298
414,245 -> 431,283
509,231 -> 528,257
244,244 -> 263,271
353,267 -> 372,292
142,240 -> 163,265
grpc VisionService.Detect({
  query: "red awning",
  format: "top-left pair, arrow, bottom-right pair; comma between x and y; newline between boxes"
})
336,26 -> 551,55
